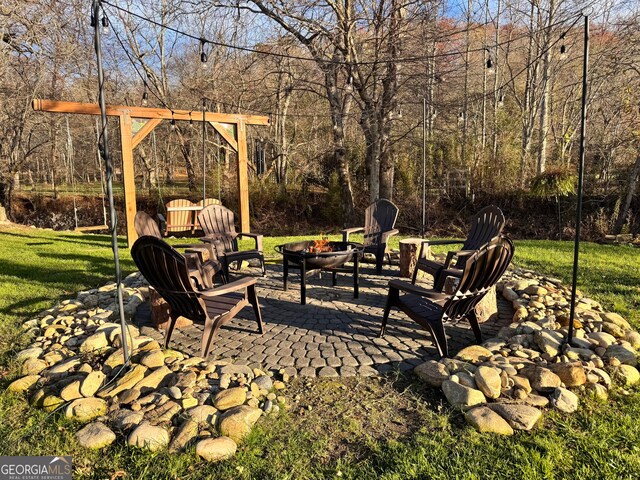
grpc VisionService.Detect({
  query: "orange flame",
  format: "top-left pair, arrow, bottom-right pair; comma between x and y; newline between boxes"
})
310,237 -> 332,253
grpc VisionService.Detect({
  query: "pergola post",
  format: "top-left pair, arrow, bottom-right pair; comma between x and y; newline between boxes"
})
119,112 -> 138,244
236,120 -> 250,233
32,99 -> 268,247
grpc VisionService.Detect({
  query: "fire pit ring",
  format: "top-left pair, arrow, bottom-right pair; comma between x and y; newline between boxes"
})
275,240 -> 363,305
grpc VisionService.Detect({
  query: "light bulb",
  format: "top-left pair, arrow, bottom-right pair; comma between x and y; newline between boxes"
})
141,90 -> 148,107
170,118 -> 176,131
201,51 -> 208,68
486,58 -> 494,74
101,16 -> 109,35
345,76 -> 353,93
559,44 -> 567,60
498,93 -> 504,108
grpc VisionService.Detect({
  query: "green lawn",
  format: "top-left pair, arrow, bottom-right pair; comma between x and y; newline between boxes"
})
0,225 -> 639,479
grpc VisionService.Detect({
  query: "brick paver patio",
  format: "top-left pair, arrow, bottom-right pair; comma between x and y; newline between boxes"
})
135,262 -> 513,377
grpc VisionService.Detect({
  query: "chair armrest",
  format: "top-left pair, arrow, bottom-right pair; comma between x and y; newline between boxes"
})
341,227 -> 364,242
443,249 -> 476,269
425,239 -> 465,246
380,228 -> 399,244
388,279 -> 449,301
238,232 -> 263,251
418,239 -> 465,260
198,277 -> 257,297
183,252 -> 211,289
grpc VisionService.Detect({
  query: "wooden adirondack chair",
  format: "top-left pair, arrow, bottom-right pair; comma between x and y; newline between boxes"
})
196,198 -> 222,208
380,235 -> 514,358
412,205 -> 505,290
131,236 -> 263,357
134,211 -> 222,289
342,199 -> 400,274
165,199 -> 197,235
134,210 -> 164,238
198,204 -> 266,278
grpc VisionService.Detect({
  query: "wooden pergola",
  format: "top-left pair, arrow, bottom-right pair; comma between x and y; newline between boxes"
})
32,99 -> 269,247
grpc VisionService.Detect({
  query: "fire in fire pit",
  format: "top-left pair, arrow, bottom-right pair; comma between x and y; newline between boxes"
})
309,237 -> 333,253
275,240 -> 364,304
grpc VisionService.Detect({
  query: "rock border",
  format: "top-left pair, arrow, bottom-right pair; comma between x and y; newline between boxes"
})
413,268 -> 639,434
7,272 -> 290,460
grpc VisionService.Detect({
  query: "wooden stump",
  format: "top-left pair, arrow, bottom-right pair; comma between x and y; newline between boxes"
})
475,285 -> 498,323
185,246 -> 210,262
399,238 -> 432,278
149,288 -> 193,330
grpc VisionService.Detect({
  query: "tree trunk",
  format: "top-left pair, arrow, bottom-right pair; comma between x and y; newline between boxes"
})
537,0 -> 556,175
614,154 -> 640,234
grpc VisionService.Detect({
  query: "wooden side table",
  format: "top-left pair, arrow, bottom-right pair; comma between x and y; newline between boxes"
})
399,238 -> 432,278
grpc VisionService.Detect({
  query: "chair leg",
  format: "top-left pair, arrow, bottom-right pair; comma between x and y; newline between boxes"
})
248,284 -> 264,334
375,248 -> 384,274
379,286 -> 399,337
466,309 -> 483,344
164,313 -> 179,350
428,319 -> 449,358
411,262 -> 420,285
259,254 -> 266,276
201,314 -> 226,358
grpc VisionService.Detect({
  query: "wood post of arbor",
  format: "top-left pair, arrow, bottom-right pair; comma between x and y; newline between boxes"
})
32,99 -> 268,247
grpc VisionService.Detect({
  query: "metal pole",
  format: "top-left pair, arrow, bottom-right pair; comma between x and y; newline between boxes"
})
93,0 -> 130,363
567,14 -> 589,345
422,98 -> 427,237
202,97 -> 207,203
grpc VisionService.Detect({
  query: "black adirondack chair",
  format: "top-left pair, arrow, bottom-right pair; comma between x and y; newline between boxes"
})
134,211 -> 222,289
412,205 -> 505,290
131,236 -> 263,357
197,205 -> 266,279
380,235 -> 514,358
342,199 -> 399,274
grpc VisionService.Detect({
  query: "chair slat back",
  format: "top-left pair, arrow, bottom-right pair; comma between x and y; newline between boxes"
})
461,205 -> 505,251
364,199 -> 399,246
134,211 -> 162,239
166,199 -> 196,234
131,236 -> 206,322
443,236 -> 514,321
196,198 -> 222,208
197,204 -> 238,252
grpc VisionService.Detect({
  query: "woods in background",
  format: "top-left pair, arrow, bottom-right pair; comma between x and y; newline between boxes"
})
1,0 -> 639,235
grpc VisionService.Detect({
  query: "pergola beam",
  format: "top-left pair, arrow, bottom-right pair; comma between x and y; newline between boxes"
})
32,98 -> 269,247
32,99 -> 269,125
132,118 -> 162,149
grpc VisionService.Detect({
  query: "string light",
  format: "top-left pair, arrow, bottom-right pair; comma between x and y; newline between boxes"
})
101,0 -> 581,66
486,57 -> 495,74
345,75 -> 353,94
458,111 -> 465,124
559,34 -> 567,60
200,39 -> 208,68
498,92 -> 505,108
141,82 -> 148,106
101,16 -> 109,35
189,111 -> 193,126
170,112 -> 176,130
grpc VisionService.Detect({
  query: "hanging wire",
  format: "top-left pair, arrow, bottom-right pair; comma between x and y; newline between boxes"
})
101,0 -> 581,66
95,117 -> 108,226
102,4 -> 582,122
